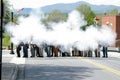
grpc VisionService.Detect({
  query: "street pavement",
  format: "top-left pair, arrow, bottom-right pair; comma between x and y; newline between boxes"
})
2,63 -> 18,80
2,50 -> 25,80
1,50 -> 120,80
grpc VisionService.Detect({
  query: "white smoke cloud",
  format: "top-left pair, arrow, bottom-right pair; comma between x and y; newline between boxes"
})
67,10 -> 87,30
5,9 -> 116,51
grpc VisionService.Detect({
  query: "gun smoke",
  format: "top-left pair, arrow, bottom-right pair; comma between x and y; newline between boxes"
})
5,9 -> 116,51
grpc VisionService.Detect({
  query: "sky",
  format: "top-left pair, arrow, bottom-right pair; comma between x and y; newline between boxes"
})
9,0 -> 120,9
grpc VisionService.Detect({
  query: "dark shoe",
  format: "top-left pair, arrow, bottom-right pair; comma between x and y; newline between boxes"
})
23,56 -> 28,58
106,56 -> 108,58
102,56 -> 105,58
30,56 -> 34,57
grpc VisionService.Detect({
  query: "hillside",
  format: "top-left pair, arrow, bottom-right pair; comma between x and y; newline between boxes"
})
19,1 -> 120,14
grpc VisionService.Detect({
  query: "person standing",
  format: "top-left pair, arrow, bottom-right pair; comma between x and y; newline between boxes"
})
95,49 -> 100,57
53,46 -> 58,57
102,46 -> 108,58
23,43 -> 29,58
88,50 -> 92,57
30,44 -> 35,57
95,49 -> 97,57
39,46 -> 43,57
45,45 -> 52,57
34,44 -> 40,57
16,44 -> 22,57
97,45 -> 101,57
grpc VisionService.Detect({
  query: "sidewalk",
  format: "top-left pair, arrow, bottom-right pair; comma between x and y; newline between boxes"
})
2,63 -> 18,80
2,50 -> 18,80
108,51 -> 120,58
2,49 -> 25,80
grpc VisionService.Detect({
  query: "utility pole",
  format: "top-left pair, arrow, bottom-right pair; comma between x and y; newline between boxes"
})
9,11 -> 14,54
0,0 -> 4,79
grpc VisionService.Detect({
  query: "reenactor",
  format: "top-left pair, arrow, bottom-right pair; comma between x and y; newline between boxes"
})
23,43 -> 29,58
83,51 -> 88,57
88,50 -> 92,57
16,44 -> 22,57
95,45 -> 101,57
34,44 -> 40,57
39,45 -> 44,57
102,46 -> 108,58
16,42 -> 24,57
45,44 -> 52,57
94,49 -> 100,57
53,46 -> 59,57
30,44 -> 35,57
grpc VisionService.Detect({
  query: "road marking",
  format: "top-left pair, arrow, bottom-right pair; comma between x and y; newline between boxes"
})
77,57 -> 120,76
10,57 -> 25,64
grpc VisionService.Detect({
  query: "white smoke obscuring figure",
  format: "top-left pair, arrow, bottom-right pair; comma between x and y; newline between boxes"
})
99,26 -> 116,47
67,10 -> 87,30
47,10 -> 87,47
6,9 -> 46,45
5,9 -> 116,51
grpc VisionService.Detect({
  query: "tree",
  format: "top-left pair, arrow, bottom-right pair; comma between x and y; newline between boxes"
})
1,0 -> 29,47
107,9 -> 119,16
76,4 -> 96,29
1,0 -> 17,47
2,0 -> 22,25
48,10 -> 67,23
42,10 -> 67,26
2,0 -> 11,24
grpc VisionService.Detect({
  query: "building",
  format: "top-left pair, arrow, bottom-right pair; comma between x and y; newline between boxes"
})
102,15 -> 120,47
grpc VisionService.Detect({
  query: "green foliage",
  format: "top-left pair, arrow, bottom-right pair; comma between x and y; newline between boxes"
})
3,0 -> 11,24
42,10 -> 67,26
48,10 -> 67,22
107,9 -> 119,16
2,34 -> 10,47
1,0 -> 22,36
2,0 -> 22,25
80,26 -> 86,30
76,4 -> 96,29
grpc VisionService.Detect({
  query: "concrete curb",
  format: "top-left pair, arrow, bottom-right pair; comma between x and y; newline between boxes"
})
2,63 -> 18,80
11,65 -> 18,80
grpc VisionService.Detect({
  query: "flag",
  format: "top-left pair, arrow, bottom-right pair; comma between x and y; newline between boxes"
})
95,17 -> 100,21
94,17 -> 100,24
17,8 -> 24,12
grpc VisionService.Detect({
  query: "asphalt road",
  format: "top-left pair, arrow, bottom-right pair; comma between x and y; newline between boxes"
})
2,50 -> 120,80
22,57 -> 120,80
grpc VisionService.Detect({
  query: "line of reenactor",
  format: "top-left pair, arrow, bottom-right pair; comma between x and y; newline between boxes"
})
16,42 -> 108,58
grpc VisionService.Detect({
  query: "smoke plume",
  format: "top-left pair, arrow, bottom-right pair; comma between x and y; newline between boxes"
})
5,9 -> 116,51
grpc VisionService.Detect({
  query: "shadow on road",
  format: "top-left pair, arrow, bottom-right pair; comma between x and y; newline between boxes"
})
25,64 -> 100,80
